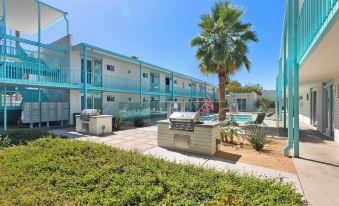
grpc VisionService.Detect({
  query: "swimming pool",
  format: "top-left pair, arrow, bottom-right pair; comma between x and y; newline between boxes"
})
228,115 -> 253,123
200,114 -> 219,121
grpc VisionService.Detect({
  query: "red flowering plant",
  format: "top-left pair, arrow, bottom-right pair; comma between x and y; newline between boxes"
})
197,98 -> 215,115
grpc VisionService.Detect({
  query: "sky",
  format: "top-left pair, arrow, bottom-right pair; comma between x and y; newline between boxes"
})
42,0 -> 285,90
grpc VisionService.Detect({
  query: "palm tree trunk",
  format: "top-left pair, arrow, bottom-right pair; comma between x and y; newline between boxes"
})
218,65 -> 226,121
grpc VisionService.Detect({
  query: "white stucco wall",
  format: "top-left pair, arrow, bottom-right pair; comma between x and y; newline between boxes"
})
69,89 -> 81,125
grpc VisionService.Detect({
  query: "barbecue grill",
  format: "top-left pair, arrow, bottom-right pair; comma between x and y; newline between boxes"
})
169,112 -> 200,132
80,109 -> 99,121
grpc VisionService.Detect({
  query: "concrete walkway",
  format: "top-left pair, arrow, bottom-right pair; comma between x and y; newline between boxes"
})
292,122 -> 339,206
50,126 -> 302,194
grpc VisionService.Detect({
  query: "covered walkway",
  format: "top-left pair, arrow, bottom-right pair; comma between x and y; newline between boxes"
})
293,122 -> 339,206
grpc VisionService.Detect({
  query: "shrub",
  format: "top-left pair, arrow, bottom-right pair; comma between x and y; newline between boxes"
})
1,129 -> 62,149
0,135 -> 11,149
220,117 -> 239,143
245,126 -> 269,151
0,138 -> 304,205
133,117 -> 146,127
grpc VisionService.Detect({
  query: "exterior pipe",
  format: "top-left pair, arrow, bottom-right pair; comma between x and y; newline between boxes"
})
139,62 -> 142,104
83,46 -> 88,109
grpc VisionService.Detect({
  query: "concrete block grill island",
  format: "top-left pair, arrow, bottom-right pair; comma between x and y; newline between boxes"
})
158,112 -> 220,156
76,109 -> 112,136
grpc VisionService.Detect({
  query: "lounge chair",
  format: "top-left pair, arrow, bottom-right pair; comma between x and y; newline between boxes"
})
246,113 -> 266,125
266,112 -> 275,118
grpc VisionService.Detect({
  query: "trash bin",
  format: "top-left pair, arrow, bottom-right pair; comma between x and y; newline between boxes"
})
73,113 -> 80,126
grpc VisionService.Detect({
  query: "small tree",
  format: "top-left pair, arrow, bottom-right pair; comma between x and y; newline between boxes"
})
191,1 -> 258,121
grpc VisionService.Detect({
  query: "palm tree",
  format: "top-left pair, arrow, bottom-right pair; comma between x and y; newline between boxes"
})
191,1 -> 258,121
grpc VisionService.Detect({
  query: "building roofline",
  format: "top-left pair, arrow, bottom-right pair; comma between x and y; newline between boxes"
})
35,0 -> 68,15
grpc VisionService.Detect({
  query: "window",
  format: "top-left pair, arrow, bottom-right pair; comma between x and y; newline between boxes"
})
188,83 -> 191,87
174,80 -> 178,84
306,93 -> 309,101
143,97 -> 148,102
182,82 -> 185,88
128,70 -> 131,74
107,96 -> 115,102
128,97 -> 132,101
143,73 -> 148,78
107,64 -> 115,71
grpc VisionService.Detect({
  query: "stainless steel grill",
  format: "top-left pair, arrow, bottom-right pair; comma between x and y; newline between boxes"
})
169,112 -> 200,132
80,109 -> 99,121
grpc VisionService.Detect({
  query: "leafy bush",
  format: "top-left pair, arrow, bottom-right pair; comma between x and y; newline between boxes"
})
0,135 -> 11,149
133,117 -> 146,127
0,129 -> 61,149
220,117 -> 239,143
0,138 -> 304,205
245,126 -> 269,151
112,116 -> 123,130
257,97 -> 275,110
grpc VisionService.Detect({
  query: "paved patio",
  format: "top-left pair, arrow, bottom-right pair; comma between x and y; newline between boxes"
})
50,119 -> 339,205
50,125 -> 302,194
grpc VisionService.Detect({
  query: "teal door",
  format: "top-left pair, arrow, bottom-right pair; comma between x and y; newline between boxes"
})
93,59 -> 102,87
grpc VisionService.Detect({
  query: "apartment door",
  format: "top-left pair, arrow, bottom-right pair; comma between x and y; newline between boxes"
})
237,99 -> 246,111
324,85 -> 334,136
150,73 -> 160,92
81,59 -> 92,84
310,91 -> 317,127
93,59 -> 102,87
165,77 -> 170,93
150,96 -> 160,112
81,93 -> 102,113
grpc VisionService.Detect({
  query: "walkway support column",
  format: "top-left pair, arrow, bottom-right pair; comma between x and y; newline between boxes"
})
293,0 -> 300,157
204,82 -> 207,97
64,15 -> 69,35
284,0 -> 294,157
2,0 -> 7,131
83,46 -> 88,110
2,0 -> 7,79
283,34 -> 287,129
171,72 -> 174,101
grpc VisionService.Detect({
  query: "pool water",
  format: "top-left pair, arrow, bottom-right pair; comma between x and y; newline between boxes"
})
228,115 -> 253,123
200,114 -> 253,123
200,114 -> 219,121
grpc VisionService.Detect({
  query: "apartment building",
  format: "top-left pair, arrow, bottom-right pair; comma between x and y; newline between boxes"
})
276,0 -> 338,156
0,0 -> 219,130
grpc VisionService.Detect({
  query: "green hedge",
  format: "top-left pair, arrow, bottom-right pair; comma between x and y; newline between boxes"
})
0,129 -> 63,149
0,138 -> 304,205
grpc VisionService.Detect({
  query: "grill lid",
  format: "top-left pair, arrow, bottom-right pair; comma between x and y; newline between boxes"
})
169,112 -> 200,123
80,109 -> 99,121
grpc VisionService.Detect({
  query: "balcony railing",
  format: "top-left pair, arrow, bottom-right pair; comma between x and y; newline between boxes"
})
0,61 -> 82,88
0,60 -> 218,98
297,0 -> 338,62
0,40 -> 63,68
